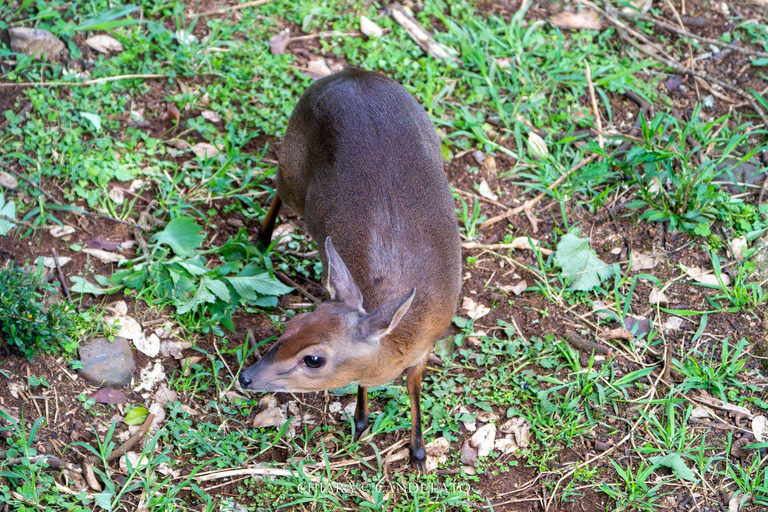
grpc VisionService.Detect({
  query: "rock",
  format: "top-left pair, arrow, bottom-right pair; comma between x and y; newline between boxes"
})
494,436 -> 519,455
8,28 -> 65,59
424,437 -> 450,472
78,337 -> 135,388
460,439 -> 477,465
0,171 -> 18,190
500,417 -> 531,448
716,159 -> 766,194
360,16 -> 384,38
471,423 -> 497,457
752,234 -> 768,284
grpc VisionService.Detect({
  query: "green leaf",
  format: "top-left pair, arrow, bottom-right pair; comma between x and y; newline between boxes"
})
0,193 -> 16,236
752,58 -> 768,67
649,453 -> 696,481
79,112 -> 102,132
176,280 -> 216,314
75,5 -> 140,31
93,491 -> 114,510
204,277 -> 231,302
123,406 -> 149,425
151,217 -> 205,255
70,276 -> 121,296
554,230 -> 615,291
225,273 -> 293,300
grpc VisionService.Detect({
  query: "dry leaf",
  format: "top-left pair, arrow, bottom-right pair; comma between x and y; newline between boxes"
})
360,16 -> 384,38
477,179 -> 496,201
201,110 -> 222,123
470,423 -> 496,457
494,436 -> 519,455
425,437 -> 450,472
681,264 -> 732,286
662,316 -> 684,331
82,248 -> 127,263
85,34 -> 124,53
268,30 -> 291,55
88,236 -> 121,251
753,415 -> 766,442
0,171 -> 19,190
154,383 -> 178,408
551,10 -> 603,30
305,58 -> 332,79
510,280 -> 528,295
50,225 -> 76,238
460,439 -> 477,465
630,251 -> 659,271
190,143 -> 222,159
732,236 -> 747,260
109,187 -> 125,205
690,405 -> 716,419
649,287 -> 668,306
88,387 -> 126,404
462,296 -> 490,320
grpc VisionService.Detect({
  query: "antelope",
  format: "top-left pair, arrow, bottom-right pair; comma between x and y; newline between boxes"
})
239,68 -> 461,471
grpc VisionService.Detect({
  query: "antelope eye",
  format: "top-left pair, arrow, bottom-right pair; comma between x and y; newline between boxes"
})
303,355 -> 326,369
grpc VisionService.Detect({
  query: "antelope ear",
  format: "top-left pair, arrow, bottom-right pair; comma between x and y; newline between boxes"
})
325,237 -> 364,312
360,288 -> 416,339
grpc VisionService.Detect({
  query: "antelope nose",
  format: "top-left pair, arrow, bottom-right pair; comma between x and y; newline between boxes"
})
239,374 -> 252,388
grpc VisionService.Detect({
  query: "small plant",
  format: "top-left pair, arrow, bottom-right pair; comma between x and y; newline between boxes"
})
0,263 -> 82,359
599,459 -> 665,511
673,338 -> 748,400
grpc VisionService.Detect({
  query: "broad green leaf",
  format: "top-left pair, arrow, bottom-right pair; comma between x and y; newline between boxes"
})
123,406 -> 149,425
649,453 -> 696,481
0,193 -> 16,235
176,280 -> 216,314
151,216 -> 205,255
70,276 -> 121,296
225,273 -> 293,299
554,230 -> 615,291
79,112 -> 102,132
204,277 -> 231,302
75,5 -> 140,31
93,491 -> 114,510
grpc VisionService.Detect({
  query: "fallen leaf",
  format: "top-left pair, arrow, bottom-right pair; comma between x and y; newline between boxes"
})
252,405 -> 285,428
135,361 -> 166,392
649,453 -> 696,481
305,58 -> 332,79
509,280 -> 528,295
494,436 -> 519,455
555,230 -> 614,291
108,187 -> 125,205
732,236 -> 747,260
753,415 -> 766,442
85,34 -> 124,53
181,356 -> 204,376
0,171 -> 19,190
88,387 -> 126,404
476,411 -> 499,423
119,451 -> 149,472
425,437 -> 450,472
148,402 -> 165,429
551,10 -> 603,30
87,236 -> 121,251
82,248 -> 127,263
630,251 -> 659,271
500,417 -> 530,448
462,296 -> 490,320
40,256 -> 71,269
681,264 -> 732,286
201,110 -> 222,123
649,287 -> 668,306
624,316 -> 652,336
268,30 -> 291,55
360,15 -> 384,38
123,407 -> 149,425
50,225 -> 76,238
160,339 -> 191,359
190,143 -> 222,159
477,179 -> 496,200
460,439 -> 477,465
153,384 -> 178,408
662,316 -> 684,331
690,405 -> 716,419
471,423 -> 497,457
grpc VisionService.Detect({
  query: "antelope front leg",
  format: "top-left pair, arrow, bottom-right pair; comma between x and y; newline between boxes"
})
353,385 -> 369,441
406,356 -> 428,472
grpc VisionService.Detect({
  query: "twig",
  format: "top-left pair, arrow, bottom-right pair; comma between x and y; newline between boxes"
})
624,12 -> 768,60
0,213 -> 42,230
52,249 -> 73,305
0,74 -> 165,88
579,0 -> 768,126
461,241 -> 553,255
199,0 -> 273,16
481,153 -> 599,229
89,413 -> 155,465
275,271 -> 320,304
390,3 -> 459,63
585,64 -> 604,150
4,454 -> 63,468
565,330 -> 613,356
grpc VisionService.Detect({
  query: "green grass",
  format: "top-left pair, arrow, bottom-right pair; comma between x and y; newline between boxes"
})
1,0 -> 767,509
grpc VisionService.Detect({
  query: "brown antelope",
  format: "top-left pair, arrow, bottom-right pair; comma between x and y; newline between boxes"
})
238,68 -> 461,471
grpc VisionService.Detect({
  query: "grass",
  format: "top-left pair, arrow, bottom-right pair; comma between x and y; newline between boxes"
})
1,0 -> 767,510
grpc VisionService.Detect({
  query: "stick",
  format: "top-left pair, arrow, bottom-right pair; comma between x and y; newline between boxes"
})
390,3 -> 459,63
89,413 -> 155,465
565,330 -> 613,356
0,213 -> 41,230
585,64 -> 604,150
51,249 -> 73,305
275,271 -> 320,304
481,153 -> 599,229
0,74 -> 165,88
199,0 -> 273,16
624,12 -> 768,60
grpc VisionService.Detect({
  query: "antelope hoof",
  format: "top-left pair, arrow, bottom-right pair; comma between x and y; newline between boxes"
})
353,419 -> 369,441
410,446 -> 427,472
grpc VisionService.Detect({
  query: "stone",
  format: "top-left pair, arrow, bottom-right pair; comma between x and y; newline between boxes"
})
78,337 -> 135,388
753,233 -> 768,285
8,28 -> 65,59
717,159 -> 766,194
